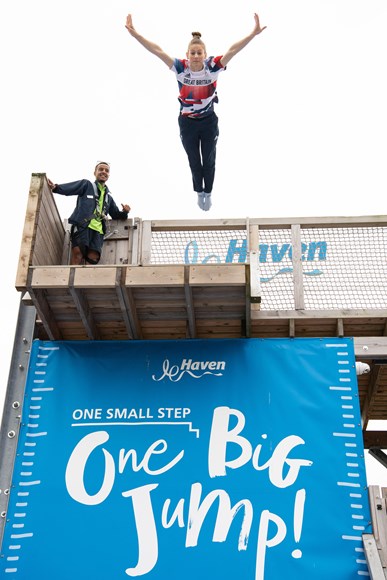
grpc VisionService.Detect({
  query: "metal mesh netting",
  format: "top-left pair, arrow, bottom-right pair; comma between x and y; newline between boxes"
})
150,227 -> 387,311
302,227 -> 387,309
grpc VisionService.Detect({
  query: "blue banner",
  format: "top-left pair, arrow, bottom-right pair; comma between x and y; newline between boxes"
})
1,338 -> 371,579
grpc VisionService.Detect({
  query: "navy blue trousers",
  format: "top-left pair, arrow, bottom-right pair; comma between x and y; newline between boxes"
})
178,113 -> 219,194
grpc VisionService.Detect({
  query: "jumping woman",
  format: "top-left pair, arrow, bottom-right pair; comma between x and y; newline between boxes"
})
125,13 -> 266,211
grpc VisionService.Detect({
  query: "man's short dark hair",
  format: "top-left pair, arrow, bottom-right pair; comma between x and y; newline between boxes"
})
95,161 -> 110,170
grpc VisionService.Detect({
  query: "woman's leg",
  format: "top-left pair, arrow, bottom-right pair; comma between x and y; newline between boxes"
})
200,113 -> 219,195
178,116 -> 203,193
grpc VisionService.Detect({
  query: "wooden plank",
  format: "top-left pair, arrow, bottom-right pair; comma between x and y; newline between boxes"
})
122,287 -> 143,339
249,251 -> 261,304
16,174 -> 44,290
114,269 -> 134,339
61,229 -> 71,265
115,239 -> 129,265
101,239 -> 117,264
364,431 -> 387,448
368,486 -> 387,571
126,266 -> 185,286
355,338 -> 387,359
27,287 -> 62,340
252,309 -> 387,320
35,197 -> 64,260
131,217 -> 142,266
191,319 -> 242,328
151,218 -> 248,231
151,216 -> 387,231
361,365 -> 384,429
245,262 -> 251,338
362,534 -> 386,579
337,318 -> 344,337
291,224 -> 305,310
189,265 -> 245,286
184,266 -> 196,338
141,221 -> 152,265
74,267 -> 118,288
30,267 -> 70,288
69,270 -> 100,339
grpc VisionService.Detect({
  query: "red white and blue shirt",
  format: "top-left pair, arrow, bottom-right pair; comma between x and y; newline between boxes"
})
171,56 -> 225,118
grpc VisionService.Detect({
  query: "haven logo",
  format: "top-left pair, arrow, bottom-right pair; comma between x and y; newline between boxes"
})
152,358 -> 226,382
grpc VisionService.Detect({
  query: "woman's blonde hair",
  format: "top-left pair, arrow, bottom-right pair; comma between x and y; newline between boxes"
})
188,32 -> 206,51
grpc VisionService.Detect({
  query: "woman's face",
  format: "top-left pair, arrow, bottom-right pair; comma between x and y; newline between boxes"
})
187,44 -> 206,71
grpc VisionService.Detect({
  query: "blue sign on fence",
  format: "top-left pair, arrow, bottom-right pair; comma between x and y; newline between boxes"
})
1,338 -> 371,579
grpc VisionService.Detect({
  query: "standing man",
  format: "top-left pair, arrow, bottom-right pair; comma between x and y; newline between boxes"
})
48,162 -> 131,265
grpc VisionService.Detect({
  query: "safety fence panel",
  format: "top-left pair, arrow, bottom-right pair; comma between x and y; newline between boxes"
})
149,225 -> 387,311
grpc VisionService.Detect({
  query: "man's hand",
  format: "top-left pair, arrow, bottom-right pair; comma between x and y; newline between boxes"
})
122,204 -> 131,213
47,178 -> 56,190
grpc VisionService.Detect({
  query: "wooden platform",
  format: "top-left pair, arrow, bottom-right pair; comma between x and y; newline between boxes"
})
14,174 -> 387,450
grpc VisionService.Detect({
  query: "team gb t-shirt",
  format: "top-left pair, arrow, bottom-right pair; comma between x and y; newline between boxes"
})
171,56 -> 225,118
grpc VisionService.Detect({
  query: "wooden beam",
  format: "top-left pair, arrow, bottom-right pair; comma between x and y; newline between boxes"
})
69,269 -> 100,340
16,174 -> 44,290
291,224 -> 305,310
249,251 -> 261,304
131,217 -> 142,266
27,287 -> 62,340
361,365 -> 384,429
355,337 -> 387,359
189,265 -> 245,286
30,267 -> 70,288
150,215 -> 387,231
245,264 -> 251,338
363,431 -> 387,449
61,228 -> 71,265
362,535 -> 386,579
337,318 -> 344,337
126,266 -> 185,287
141,221 -> 152,265
73,267 -> 117,288
114,268 -> 134,339
184,266 -> 196,338
121,287 -> 143,339
252,309 -> 387,320
367,486 -> 387,571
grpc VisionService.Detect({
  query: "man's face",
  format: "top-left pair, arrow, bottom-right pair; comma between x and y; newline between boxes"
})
94,163 -> 110,183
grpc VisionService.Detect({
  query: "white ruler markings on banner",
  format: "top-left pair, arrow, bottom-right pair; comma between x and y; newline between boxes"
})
2,344 -> 58,574
325,341 -> 369,577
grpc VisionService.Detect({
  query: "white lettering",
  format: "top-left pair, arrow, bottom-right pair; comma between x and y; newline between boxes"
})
208,408 -> 313,486
122,484 -> 159,576
186,483 -> 253,551
255,510 -> 287,580
208,407 -> 252,477
65,431 -> 114,505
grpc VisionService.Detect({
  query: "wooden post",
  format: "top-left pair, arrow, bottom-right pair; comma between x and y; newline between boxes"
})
291,224 -> 305,310
15,174 -> 44,290
141,220 -> 152,265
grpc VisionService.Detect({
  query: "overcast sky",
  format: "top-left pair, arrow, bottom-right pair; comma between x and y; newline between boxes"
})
1,0 -> 386,484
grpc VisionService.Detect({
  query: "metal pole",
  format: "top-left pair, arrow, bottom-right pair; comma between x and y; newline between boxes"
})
0,298 -> 36,550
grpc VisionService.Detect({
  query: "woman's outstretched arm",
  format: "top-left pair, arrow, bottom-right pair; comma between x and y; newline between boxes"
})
125,14 -> 174,68
220,13 -> 266,67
